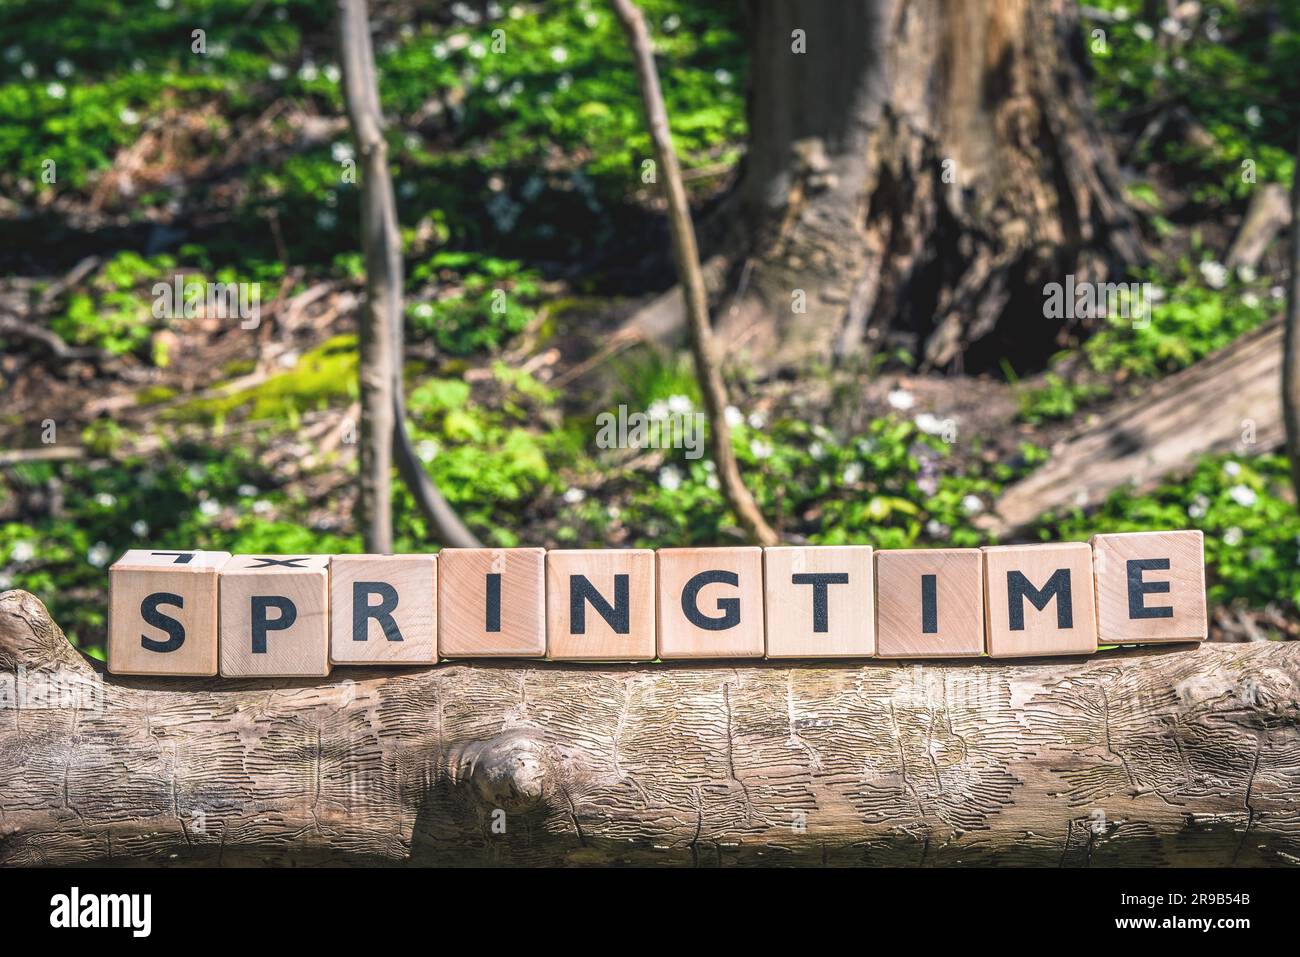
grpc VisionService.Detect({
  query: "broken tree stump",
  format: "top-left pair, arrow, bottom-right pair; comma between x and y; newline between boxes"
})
1,589 -> 1298,866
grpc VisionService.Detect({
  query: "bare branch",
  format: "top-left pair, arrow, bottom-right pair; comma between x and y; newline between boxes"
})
609,0 -> 779,545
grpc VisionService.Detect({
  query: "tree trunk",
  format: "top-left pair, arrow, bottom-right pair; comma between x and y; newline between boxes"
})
3,589 -> 1298,867
339,0 -> 395,553
728,0 -> 1141,372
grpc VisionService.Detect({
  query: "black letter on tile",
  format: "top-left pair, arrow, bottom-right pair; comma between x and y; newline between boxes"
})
571,575 -> 629,634
921,574 -> 939,634
1127,558 -> 1173,619
791,573 -> 849,633
682,570 -> 741,630
1007,569 -> 1072,630
353,581 -> 403,642
251,596 -> 297,653
485,572 -> 502,632
140,592 -> 185,653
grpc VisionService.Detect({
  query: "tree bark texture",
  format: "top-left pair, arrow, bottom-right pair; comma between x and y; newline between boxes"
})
1282,130 -> 1300,504
2,590 -> 1298,867
339,0 -> 395,553
730,0 -> 1141,372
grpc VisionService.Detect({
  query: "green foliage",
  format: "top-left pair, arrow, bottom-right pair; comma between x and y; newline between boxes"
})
1087,0 -> 1299,200
407,252 -> 540,355
49,251 -> 175,356
1016,262 -> 1278,422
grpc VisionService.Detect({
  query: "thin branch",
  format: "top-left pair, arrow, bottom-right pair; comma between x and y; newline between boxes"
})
337,0 -> 480,550
610,0 -> 778,545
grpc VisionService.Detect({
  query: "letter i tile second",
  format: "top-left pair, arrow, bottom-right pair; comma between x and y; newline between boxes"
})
219,554 -> 331,677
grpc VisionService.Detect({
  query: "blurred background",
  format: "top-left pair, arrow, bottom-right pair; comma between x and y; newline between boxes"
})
0,0 -> 1297,657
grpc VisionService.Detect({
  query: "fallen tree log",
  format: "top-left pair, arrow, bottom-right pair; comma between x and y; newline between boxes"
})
1,589 -> 1298,867
984,319 -> 1284,538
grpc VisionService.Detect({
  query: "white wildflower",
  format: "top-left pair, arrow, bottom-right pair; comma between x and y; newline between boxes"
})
88,542 -> 112,567
549,46 -> 568,64
1133,22 -> 1154,42
199,500 -> 221,517
298,61 -> 319,82
914,412 -> 946,435
887,388 -> 915,410
658,465 -> 682,491
1237,264 -> 1257,283
724,406 -> 744,429
323,64 -> 341,83
238,484 -> 258,497
94,493 -> 116,508
1224,461 -> 1241,477
10,541 -> 35,564
747,411 -> 767,429
1223,526 -> 1244,547
416,439 -> 439,463
751,439 -> 773,460
1245,105 -> 1262,128
253,499 -> 273,515
667,394 -> 693,415
331,141 -> 354,163
1228,485 -> 1257,507
842,462 -> 863,484
1198,260 -> 1228,289
961,494 -> 984,515
46,82 -> 66,99
563,487 -> 586,505
268,63 -> 289,81
809,441 -> 825,461
55,59 -> 73,78
647,399 -> 670,421
119,107 -> 141,125
131,520 -> 149,538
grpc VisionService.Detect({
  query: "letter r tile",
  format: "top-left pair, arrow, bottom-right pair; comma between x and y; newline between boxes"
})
1091,531 -> 1206,644
219,554 -> 331,677
330,554 -> 437,665
546,549 -> 656,661
657,547 -> 764,659
982,542 -> 1097,658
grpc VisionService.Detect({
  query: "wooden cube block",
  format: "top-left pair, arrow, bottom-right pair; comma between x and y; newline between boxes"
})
219,554 -> 331,677
438,548 -> 545,657
546,549 -> 655,661
763,546 -> 874,658
657,547 -> 764,659
108,549 -> 230,676
1091,530 -> 1207,644
330,554 -> 437,665
876,549 -> 985,658
982,542 -> 1097,658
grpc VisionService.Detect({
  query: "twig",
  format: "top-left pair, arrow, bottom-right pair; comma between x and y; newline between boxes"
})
610,0 -> 778,545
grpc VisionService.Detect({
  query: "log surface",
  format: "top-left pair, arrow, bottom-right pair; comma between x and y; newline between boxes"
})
1,589 -> 1298,867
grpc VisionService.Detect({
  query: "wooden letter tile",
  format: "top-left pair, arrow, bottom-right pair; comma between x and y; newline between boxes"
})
876,549 -> 984,658
982,542 -> 1097,658
763,546 -> 874,658
1091,530 -> 1207,644
438,548 -> 545,657
330,554 -> 437,665
546,549 -> 655,661
219,554 -> 331,677
108,549 -> 230,676
657,547 -> 764,659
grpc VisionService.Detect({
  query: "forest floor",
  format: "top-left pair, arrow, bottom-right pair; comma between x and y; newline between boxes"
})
1,0 -> 1297,653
